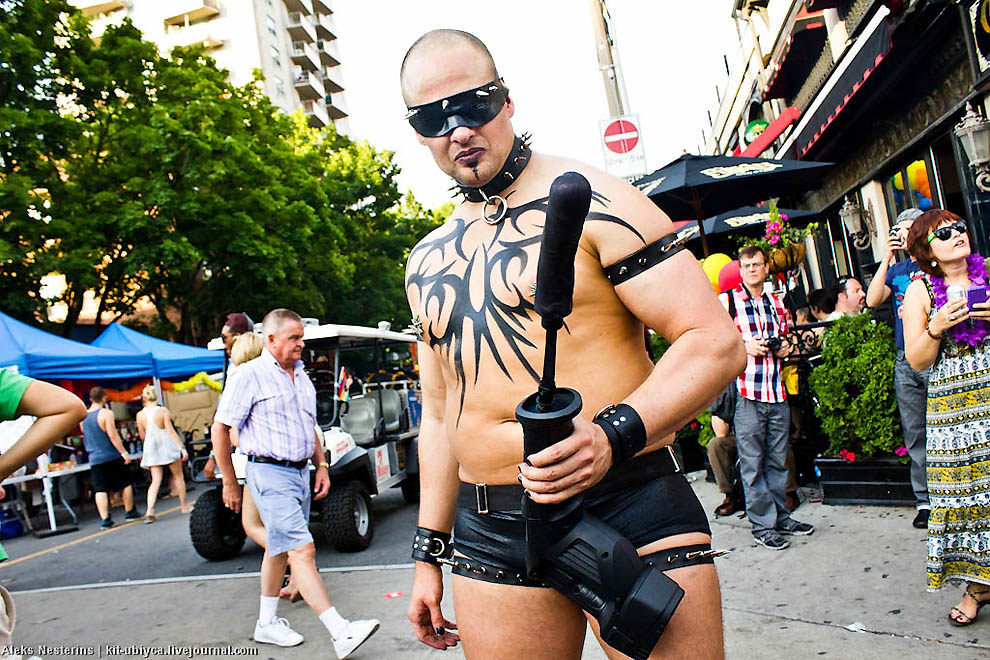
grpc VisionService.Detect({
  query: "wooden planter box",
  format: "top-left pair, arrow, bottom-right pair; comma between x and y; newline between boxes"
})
815,457 -> 914,506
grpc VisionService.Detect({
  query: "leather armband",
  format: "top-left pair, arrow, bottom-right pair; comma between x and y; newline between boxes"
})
411,527 -> 453,565
593,403 -> 647,466
602,233 -> 685,286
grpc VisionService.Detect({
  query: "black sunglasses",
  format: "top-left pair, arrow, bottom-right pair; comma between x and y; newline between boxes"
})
404,79 -> 508,137
927,220 -> 967,243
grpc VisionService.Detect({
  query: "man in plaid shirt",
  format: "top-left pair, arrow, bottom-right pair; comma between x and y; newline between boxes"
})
719,246 -> 814,550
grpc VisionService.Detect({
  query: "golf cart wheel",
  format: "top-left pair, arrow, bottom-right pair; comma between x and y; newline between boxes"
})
321,480 -> 374,552
189,487 -> 246,561
400,477 -> 420,503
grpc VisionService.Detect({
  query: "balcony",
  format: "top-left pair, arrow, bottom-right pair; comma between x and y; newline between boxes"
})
287,12 -> 316,43
314,13 -> 336,40
163,0 -> 220,27
321,67 -> 344,93
294,70 -> 325,100
317,39 -> 341,67
311,0 -> 333,15
290,41 -> 320,71
75,0 -> 125,17
163,22 -> 224,51
325,92 -> 348,119
284,0 -> 313,16
302,99 -> 330,128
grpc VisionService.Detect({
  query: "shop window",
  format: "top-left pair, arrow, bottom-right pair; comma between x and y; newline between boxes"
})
884,158 -> 934,218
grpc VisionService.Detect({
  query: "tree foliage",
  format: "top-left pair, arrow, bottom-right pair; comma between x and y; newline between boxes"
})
0,0 -> 441,343
808,313 -> 903,457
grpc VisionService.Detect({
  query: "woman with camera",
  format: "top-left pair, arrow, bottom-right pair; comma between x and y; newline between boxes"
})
902,208 -> 990,626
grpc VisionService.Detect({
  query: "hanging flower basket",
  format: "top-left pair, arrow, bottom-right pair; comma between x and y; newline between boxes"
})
769,243 -> 807,274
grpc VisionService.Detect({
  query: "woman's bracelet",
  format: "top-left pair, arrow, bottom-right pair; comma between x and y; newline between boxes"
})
925,322 -> 942,340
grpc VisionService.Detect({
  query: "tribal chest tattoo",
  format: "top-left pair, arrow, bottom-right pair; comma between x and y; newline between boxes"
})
406,191 -> 643,422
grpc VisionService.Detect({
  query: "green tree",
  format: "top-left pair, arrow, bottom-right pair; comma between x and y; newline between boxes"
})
2,5 -> 441,342
0,0 -> 89,321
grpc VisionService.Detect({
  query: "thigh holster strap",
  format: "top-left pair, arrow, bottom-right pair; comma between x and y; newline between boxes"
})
642,543 -> 729,572
445,556 -> 540,587
603,233 -> 686,286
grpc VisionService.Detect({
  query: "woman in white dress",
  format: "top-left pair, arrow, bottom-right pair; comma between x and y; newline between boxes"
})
137,385 -> 189,521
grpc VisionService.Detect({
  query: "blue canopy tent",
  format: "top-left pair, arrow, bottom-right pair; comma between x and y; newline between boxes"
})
0,311 -> 154,380
92,323 -> 223,379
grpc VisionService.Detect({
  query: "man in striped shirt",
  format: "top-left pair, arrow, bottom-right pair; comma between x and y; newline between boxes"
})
212,308 -> 379,658
719,246 -> 814,550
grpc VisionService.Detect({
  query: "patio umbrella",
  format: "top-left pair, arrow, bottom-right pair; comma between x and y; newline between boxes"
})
671,206 -> 819,245
633,153 -> 832,255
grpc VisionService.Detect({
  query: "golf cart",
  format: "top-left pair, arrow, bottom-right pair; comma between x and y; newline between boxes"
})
189,322 -> 421,561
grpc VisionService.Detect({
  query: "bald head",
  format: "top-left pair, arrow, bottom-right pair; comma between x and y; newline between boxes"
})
400,29 -> 498,104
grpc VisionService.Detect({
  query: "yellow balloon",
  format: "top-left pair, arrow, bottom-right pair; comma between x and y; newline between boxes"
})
702,253 -> 732,286
893,172 -> 904,191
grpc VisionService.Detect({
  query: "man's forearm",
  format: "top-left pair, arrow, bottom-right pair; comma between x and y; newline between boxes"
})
311,431 -> 327,465
0,414 -> 79,481
627,326 -> 745,445
866,258 -> 892,308
211,422 -> 236,480
416,417 -> 458,533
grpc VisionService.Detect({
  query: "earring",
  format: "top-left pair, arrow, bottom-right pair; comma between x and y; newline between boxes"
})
931,260 -> 937,268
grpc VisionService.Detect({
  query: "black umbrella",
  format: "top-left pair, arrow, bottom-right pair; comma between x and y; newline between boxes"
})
673,206 -> 819,244
633,153 -> 832,255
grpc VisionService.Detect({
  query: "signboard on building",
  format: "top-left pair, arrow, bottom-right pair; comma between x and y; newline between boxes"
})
599,115 -> 647,179
969,0 -> 990,80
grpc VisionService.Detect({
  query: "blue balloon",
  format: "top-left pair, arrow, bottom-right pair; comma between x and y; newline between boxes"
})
918,195 -> 932,211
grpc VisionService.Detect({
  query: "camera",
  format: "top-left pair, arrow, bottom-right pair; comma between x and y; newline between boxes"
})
766,335 -> 782,352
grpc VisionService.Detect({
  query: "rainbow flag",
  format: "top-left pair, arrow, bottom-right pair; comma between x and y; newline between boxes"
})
336,366 -> 350,402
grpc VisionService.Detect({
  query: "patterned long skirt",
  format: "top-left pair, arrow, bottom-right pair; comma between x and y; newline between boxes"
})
926,339 -> 990,591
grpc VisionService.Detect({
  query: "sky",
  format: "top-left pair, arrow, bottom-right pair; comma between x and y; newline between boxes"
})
331,1 -> 741,210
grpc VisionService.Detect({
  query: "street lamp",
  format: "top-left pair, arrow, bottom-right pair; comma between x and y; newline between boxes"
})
954,102 -> 990,193
839,195 -> 874,250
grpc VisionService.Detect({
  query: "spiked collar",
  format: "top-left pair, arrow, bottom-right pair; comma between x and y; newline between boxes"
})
454,133 -> 532,204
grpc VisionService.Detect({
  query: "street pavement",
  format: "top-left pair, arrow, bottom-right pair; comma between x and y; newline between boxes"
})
2,474 -> 989,659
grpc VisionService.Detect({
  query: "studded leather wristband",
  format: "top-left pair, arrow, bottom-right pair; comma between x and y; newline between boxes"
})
593,403 -> 647,466
411,527 -> 453,565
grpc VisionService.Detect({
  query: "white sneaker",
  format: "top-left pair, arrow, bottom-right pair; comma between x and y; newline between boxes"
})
253,616 -> 304,647
332,618 -> 380,659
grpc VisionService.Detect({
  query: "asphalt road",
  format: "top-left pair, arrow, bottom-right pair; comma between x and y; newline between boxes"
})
0,481 -> 419,592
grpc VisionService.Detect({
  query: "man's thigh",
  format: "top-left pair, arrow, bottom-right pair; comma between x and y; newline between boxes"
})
588,558 -> 723,660
245,463 -> 312,556
452,575 -> 587,660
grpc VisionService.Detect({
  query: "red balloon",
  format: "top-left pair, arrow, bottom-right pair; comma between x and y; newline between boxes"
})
718,260 -> 742,293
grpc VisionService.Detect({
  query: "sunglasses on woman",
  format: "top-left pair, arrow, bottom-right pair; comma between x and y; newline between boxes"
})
404,79 -> 508,137
927,220 -> 968,243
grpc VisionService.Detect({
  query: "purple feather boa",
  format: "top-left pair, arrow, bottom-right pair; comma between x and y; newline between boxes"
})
931,253 -> 990,347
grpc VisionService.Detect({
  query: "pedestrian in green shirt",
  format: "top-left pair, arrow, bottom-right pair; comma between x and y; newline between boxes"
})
0,367 -> 87,645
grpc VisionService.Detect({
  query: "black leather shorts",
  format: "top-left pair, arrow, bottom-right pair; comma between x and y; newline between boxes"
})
452,464 -> 711,587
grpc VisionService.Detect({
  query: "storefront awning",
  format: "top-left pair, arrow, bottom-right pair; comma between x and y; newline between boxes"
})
762,8 -> 827,101
740,106 -> 802,157
778,5 -> 892,160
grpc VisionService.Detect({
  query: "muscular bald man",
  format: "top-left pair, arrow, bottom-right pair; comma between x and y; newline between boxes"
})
401,29 -> 745,660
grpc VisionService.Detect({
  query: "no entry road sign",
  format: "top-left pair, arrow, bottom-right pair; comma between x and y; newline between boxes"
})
603,118 -> 639,154
599,114 -> 647,179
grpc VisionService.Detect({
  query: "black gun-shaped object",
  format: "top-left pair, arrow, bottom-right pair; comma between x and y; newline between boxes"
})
515,172 -> 683,660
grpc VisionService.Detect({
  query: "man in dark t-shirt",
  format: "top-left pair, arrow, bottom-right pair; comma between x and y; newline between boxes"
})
865,208 -> 930,528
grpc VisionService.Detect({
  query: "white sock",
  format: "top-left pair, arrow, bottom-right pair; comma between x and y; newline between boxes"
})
319,607 -> 348,638
259,595 -> 279,624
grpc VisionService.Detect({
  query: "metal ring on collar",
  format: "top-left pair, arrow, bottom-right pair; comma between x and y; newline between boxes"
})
480,191 -> 508,225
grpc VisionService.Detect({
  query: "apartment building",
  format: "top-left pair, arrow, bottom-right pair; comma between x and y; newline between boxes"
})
704,0 -> 986,296
70,0 -> 348,131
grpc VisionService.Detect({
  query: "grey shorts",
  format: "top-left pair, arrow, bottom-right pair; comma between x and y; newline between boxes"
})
245,462 -> 313,556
